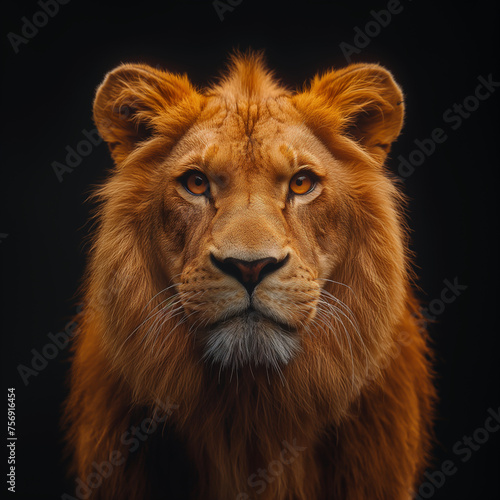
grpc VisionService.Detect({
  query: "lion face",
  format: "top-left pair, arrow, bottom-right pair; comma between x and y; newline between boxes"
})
161,103 -> 355,370
90,53 -> 407,396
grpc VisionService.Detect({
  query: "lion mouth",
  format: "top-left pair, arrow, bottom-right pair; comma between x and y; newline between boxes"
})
201,306 -> 300,369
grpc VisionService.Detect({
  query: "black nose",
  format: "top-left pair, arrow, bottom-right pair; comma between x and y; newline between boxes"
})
210,254 -> 289,295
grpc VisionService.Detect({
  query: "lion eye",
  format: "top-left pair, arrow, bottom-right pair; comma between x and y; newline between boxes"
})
289,172 -> 315,195
183,171 -> 209,196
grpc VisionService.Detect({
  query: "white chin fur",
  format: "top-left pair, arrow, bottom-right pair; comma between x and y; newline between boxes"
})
202,311 -> 300,370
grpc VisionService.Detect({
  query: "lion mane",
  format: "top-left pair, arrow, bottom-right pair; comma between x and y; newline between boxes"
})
63,52 -> 435,499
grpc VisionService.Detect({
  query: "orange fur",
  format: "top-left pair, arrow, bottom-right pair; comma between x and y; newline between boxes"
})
63,52 -> 435,499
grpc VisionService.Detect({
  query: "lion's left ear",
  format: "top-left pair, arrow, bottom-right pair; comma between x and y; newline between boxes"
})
293,64 -> 404,162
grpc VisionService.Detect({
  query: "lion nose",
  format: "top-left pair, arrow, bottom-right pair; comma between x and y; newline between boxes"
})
210,254 -> 289,295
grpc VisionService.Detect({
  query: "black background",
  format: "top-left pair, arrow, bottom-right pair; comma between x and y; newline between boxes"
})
2,1 -> 499,499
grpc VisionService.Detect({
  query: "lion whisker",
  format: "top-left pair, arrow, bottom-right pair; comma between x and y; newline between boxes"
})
316,278 -> 359,301
139,281 -> 183,315
313,302 -> 356,390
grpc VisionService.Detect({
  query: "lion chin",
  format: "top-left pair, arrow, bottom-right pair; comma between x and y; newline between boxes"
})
202,308 -> 300,370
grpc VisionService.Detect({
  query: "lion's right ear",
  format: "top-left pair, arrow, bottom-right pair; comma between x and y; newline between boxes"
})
94,64 -> 201,164
292,64 -> 404,164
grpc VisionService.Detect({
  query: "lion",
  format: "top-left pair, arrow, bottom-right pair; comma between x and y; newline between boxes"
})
63,52 -> 435,500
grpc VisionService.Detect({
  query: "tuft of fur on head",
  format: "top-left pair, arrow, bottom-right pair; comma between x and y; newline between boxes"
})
207,50 -> 287,100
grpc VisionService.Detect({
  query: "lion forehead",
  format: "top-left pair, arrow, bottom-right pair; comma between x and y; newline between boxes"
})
170,101 -> 327,182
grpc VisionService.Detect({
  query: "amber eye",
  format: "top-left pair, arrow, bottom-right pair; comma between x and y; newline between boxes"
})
289,171 -> 315,195
183,171 -> 209,196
